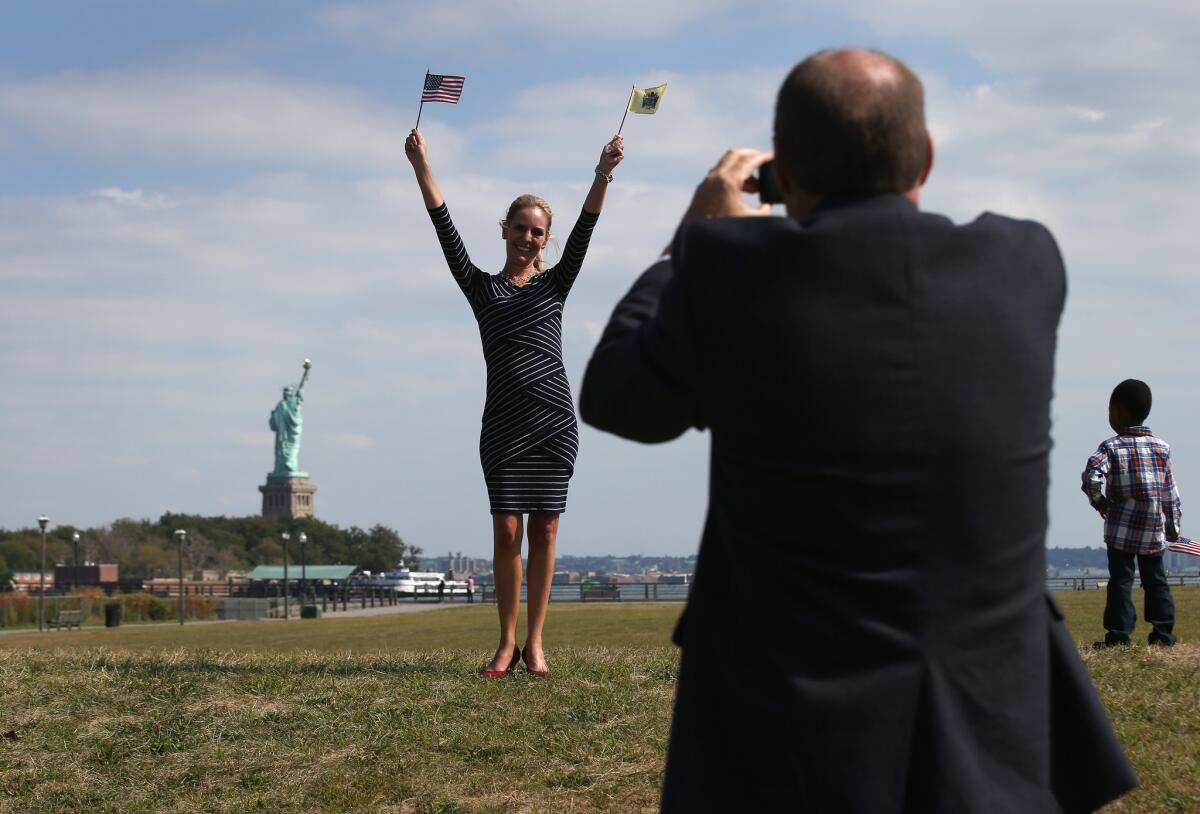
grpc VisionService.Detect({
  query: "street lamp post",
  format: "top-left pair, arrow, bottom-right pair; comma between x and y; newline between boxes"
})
299,532 -> 307,605
174,529 -> 187,625
281,531 -> 290,620
37,515 -> 49,632
71,531 -> 80,591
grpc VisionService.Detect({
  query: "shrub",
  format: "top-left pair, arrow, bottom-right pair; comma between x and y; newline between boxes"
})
0,591 -> 218,628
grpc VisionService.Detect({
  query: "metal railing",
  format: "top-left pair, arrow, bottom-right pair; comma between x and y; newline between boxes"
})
1046,573 -> 1200,592
479,582 -> 692,603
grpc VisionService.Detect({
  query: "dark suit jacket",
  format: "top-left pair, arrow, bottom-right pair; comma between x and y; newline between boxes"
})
579,195 -> 1137,813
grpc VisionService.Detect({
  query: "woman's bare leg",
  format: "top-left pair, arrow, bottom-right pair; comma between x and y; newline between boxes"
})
487,512 -> 523,672
523,512 -> 560,672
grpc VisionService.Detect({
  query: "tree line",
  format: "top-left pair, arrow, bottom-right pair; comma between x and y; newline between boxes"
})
0,514 -> 421,584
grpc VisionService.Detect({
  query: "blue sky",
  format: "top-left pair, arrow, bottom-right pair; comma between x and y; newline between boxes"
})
3,1 -> 1197,558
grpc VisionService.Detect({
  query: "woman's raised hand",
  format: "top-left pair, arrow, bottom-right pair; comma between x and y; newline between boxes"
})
598,135 -> 625,174
405,128 -> 428,166
406,128 -> 444,208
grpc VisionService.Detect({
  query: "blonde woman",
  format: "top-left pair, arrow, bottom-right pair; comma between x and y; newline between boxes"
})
406,128 -> 624,677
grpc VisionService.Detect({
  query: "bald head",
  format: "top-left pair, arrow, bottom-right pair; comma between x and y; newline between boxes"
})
774,48 -> 928,197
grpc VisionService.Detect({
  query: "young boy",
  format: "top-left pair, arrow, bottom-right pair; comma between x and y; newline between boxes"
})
1082,379 -> 1181,647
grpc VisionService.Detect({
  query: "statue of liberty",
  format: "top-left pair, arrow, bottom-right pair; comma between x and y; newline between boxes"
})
269,359 -> 311,477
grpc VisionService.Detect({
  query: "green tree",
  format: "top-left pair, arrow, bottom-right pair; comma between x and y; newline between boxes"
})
249,538 -> 284,565
210,547 -> 248,575
365,525 -> 404,572
0,514 -> 418,580
128,542 -> 172,579
0,535 -> 38,572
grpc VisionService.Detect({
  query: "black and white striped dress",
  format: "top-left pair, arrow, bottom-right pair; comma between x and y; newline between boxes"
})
428,202 -> 598,514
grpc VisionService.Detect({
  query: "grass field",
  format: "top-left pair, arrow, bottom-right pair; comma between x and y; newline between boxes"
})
1,591 -> 1198,812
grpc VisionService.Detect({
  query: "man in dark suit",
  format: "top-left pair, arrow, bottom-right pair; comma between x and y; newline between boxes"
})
580,48 -> 1137,813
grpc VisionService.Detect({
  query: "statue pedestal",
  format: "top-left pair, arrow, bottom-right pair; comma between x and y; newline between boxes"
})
259,475 -> 318,519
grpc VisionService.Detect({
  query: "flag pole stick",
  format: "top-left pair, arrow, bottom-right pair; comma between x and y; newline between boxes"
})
617,84 -> 635,136
415,69 -> 428,130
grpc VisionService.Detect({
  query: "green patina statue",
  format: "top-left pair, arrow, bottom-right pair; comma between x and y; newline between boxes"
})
269,359 -> 311,477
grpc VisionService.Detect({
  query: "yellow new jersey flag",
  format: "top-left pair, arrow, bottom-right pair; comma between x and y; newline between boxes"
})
628,83 -> 667,114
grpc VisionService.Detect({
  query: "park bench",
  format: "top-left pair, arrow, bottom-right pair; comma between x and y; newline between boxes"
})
580,585 -> 621,601
49,609 -> 82,630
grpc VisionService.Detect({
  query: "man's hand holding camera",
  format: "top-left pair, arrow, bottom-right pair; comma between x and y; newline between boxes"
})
680,148 -> 776,224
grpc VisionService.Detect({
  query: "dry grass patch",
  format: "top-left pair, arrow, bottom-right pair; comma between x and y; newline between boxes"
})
0,647 -> 676,813
2,592 -> 1199,812
1089,643 -> 1200,813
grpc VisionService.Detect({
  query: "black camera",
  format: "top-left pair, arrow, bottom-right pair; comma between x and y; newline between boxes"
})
758,159 -> 783,205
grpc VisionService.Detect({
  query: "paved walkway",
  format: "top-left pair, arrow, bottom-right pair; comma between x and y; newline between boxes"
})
317,599 -> 475,618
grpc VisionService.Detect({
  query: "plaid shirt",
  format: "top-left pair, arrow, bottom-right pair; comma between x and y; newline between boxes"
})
1081,426 -> 1182,554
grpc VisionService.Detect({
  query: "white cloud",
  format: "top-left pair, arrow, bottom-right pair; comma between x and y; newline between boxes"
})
91,187 -> 173,209
315,0 -> 727,49
1067,106 -> 1106,123
919,70 -> 1200,284
0,70 -> 465,170
0,62 -> 783,186
838,2 -> 1188,60
480,68 -> 779,179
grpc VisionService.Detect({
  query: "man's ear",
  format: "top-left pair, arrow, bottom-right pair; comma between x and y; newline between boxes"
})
918,130 -> 934,187
500,225 -> 508,240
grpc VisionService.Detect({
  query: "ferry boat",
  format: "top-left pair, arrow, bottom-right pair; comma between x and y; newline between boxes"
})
366,569 -> 470,597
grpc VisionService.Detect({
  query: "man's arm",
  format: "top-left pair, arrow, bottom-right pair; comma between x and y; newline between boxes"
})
1081,447 -> 1111,518
580,147 -> 773,443
579,256 -> 700,442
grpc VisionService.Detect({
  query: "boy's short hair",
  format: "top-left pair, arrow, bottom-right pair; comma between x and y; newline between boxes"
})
1110,379 -> 1152,424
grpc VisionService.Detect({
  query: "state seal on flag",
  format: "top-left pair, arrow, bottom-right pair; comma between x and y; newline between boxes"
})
627,82 -> 667,116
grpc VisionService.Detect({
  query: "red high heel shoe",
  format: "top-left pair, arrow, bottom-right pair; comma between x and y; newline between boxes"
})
482,645 -> 520,679
521,647 -> 549,678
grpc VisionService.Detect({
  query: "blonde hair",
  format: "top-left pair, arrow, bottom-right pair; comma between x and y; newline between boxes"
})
500,194 -> 554,271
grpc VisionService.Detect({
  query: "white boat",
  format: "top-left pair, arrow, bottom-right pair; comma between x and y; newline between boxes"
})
370,569 -> 470,597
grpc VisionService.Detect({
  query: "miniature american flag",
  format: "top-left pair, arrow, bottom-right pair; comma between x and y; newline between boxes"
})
1167,537 -> 1200,557
422,73 -> 465,104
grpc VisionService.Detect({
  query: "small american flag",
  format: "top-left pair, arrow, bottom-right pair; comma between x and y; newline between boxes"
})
1167,537 -> 1200,557
422,73 -> 465,104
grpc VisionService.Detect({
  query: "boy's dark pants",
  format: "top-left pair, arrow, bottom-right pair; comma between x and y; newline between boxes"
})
1104,546 -> 1177,645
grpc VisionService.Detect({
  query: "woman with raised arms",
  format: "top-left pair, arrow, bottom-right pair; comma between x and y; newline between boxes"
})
405,127 -> 625,677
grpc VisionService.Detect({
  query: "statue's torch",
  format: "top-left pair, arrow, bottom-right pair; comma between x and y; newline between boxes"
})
298,358 -> 312,391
